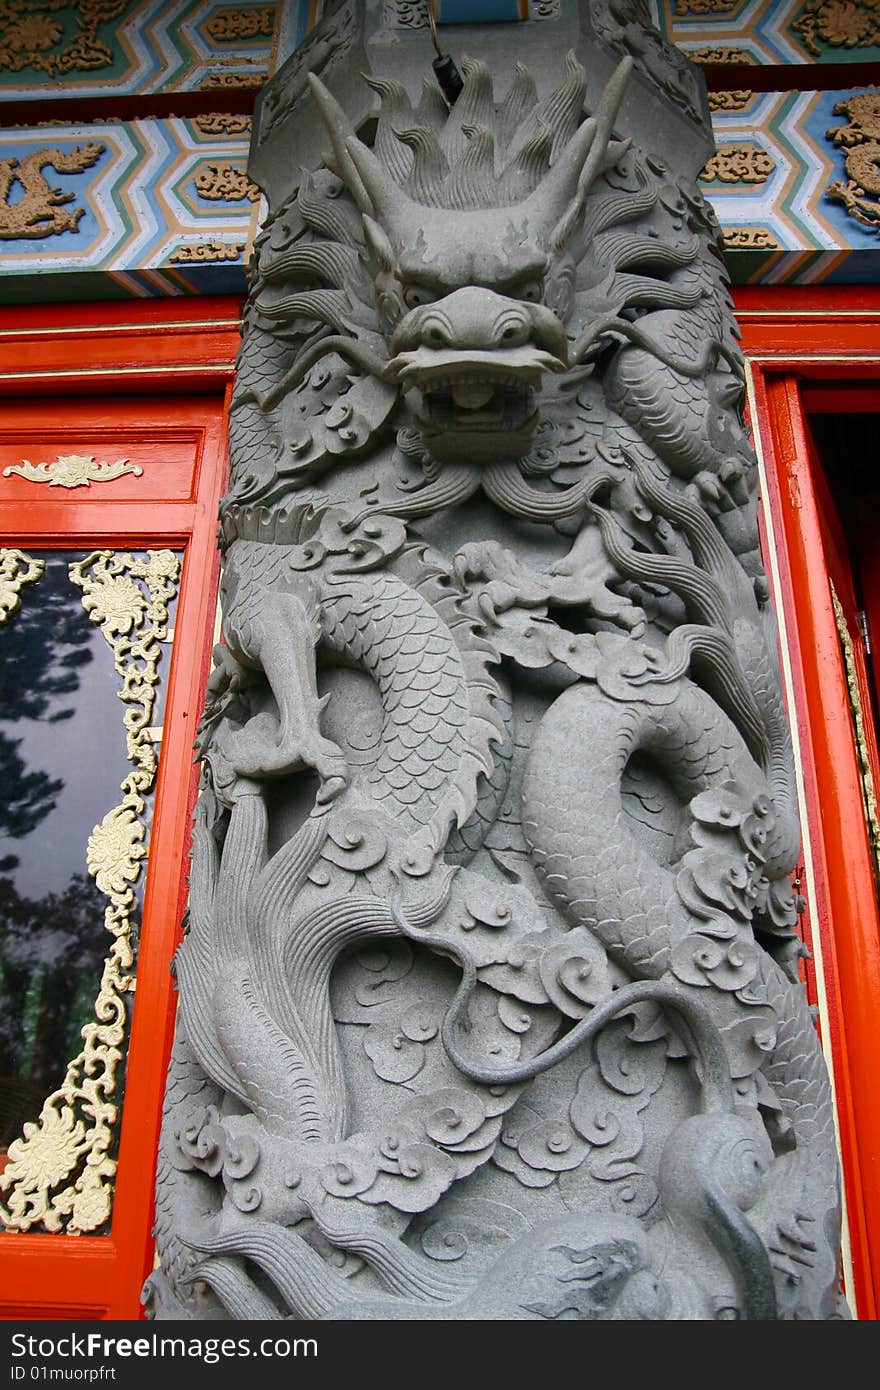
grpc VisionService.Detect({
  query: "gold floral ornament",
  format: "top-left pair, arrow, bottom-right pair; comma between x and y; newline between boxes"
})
0,548 -> 44,623
0,1 -> 128,77
4,455 -> 142,489
795,0 -> 880,56
0,550 -> 180,1235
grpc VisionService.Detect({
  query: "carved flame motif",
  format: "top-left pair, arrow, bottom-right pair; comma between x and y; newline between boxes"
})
0,551 -> 179,1235
148,16 -> 847,1323
4,455 -> 142,489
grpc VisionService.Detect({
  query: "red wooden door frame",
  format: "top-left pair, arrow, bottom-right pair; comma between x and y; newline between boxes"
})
738,285 -> 880,1320
2,289 -> 878,1320
0,298 -> 241,1319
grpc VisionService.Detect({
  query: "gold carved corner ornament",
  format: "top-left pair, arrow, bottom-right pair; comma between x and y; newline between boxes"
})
193,163 -> 260,203
205,7 -> 275,43
194,112 -> 252,137
4,455 -> 142,489
169,239 -> 246,264
830,581 -> 880,890
0,548 -> 44,623
689,49 -> 755,114
0,144 -> 105,241
675,1 -> 738,14
199,71 -> 265,91
0,550 -> 180,1235
722,226 -> 780,250
825,91 -> 880,232
701,144 -> 775,185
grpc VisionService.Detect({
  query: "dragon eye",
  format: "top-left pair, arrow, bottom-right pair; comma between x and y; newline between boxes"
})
519,280 -> 544,303
403,284 -> 435,309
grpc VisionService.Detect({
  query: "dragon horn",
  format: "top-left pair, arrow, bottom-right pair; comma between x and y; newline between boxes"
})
525,55 -> 632,241
342,131 -> 415,226
575,56 -> 632,206
307,72 -> 371,214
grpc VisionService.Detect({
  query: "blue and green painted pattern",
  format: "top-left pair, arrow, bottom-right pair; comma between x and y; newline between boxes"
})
2,4 -> 880,296
437,2 -> 528,20
0,0 -> 313,99
0,118 -> 258,300
648,0 -> 880,66
706,86 -> 880,283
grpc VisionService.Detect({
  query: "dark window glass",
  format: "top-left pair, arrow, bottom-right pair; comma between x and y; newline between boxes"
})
0,550 -> 178,1154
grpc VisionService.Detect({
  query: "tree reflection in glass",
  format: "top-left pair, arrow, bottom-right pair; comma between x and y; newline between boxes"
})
0,553 -> 133,1151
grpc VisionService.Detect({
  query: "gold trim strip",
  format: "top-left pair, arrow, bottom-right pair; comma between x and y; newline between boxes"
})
738,312 -> 880,321
0,365 -> 232,382
0,550 -> 180,1235
830,583 -> 880,880
0,319 -> 241,339
745,355 -> 880,365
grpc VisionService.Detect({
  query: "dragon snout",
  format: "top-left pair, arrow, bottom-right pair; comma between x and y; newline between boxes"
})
391,286 -> 568,363
415,296 -> 531,354
387,288 -> 568,461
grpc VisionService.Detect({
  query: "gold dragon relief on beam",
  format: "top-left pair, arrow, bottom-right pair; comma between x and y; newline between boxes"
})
0,144 -> 105,241
0,549 -> 179,1236
826,91 -> 880,232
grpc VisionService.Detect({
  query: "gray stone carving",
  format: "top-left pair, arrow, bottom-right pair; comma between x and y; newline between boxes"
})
146,1 -> 848,1321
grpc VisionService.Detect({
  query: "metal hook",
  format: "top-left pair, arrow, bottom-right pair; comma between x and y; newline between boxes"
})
425,0 -> 463,105
427,0 -> 443,59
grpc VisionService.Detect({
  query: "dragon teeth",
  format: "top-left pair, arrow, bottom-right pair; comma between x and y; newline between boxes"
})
452,382 -> 496,411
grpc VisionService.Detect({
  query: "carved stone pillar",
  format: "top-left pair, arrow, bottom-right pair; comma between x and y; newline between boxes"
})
146,1 -> 847,1321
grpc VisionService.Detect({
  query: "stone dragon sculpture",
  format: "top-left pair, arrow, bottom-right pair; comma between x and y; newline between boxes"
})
146,28 -> 847,1321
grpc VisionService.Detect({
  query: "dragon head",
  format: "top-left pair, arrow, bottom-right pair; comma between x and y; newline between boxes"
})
307,54 -> 632,464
